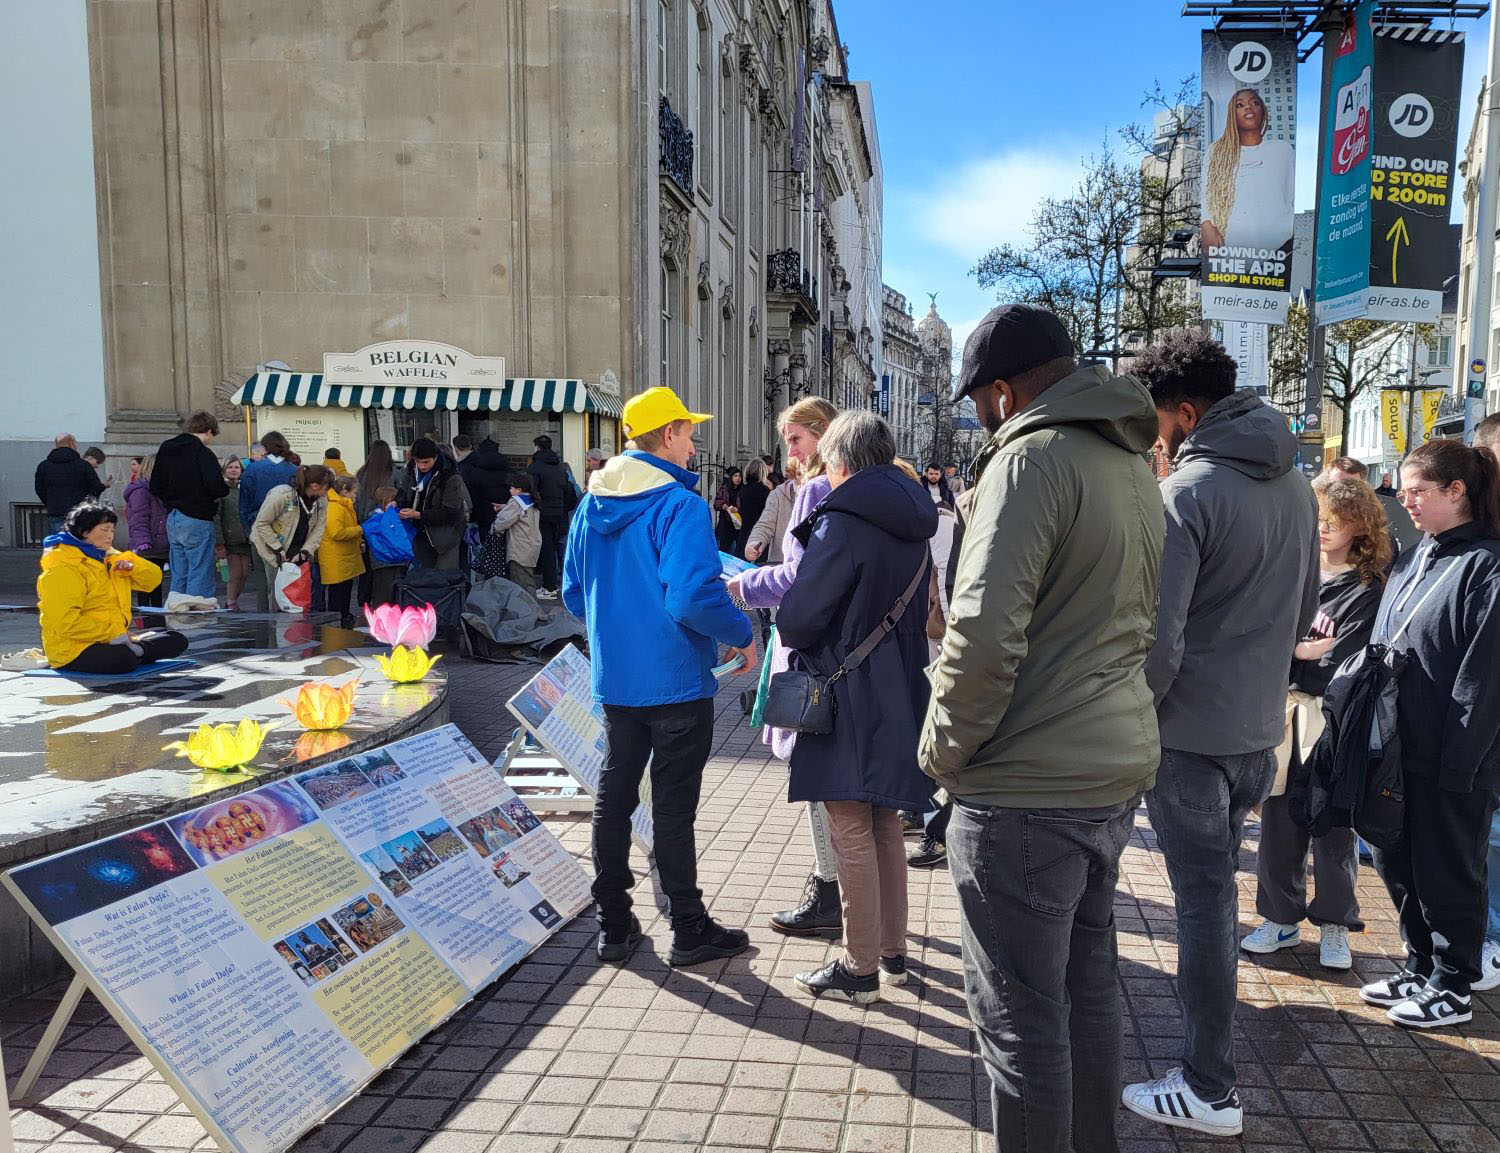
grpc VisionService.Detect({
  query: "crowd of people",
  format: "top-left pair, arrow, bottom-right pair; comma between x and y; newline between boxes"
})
561,302 -> 1500,1152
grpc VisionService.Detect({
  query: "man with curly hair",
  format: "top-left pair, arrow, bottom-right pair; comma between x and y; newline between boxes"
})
1121,330 -> 1319,1138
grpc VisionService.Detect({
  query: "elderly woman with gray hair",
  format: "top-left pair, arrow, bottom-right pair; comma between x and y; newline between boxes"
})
776,410 -> 937,1002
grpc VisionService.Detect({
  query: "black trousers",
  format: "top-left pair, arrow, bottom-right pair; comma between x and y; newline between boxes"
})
539,513 -> 566,590
325,580 -> 355,628
60,631 -> 189,675
593,698 -> 714,933
1373,781 -> 1498,994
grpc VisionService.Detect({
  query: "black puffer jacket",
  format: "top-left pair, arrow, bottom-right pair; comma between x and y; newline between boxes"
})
458,442 -> 512,533
34,447 -> 105,517
397,454 -> 471,557
529,448 -> 574,517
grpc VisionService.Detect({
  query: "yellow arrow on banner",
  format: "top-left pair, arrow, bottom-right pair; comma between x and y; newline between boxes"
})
1387,216 -> 1411,284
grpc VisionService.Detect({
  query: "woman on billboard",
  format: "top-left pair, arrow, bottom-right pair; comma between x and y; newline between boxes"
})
1201,88 -> 1295,251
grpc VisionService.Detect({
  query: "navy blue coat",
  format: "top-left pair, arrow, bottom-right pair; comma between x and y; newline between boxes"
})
777,464 -> 938,812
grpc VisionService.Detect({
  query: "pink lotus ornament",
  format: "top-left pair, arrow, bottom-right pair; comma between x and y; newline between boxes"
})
364,603 -> 437,649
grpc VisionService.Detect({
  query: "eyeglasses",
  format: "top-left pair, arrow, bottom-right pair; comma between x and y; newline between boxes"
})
1399,484 -> 1448,503
1317,520 -> 1345,532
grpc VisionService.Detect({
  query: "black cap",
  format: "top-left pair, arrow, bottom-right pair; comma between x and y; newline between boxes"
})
409,437 -> 439,460
952,303 -> 1075,403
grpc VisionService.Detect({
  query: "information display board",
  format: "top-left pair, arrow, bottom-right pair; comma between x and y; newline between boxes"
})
506,645 -> 654,851
3,724 -> 589,1153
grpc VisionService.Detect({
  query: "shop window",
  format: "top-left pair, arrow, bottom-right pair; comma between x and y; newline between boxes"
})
458,411 -> 563,471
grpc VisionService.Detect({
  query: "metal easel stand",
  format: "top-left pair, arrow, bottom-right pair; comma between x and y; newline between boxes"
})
9,972 -> 89,1105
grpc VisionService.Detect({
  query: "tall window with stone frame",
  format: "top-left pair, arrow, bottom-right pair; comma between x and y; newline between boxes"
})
720,304 -> 734,451
661,263 -> 682,392
696,306 -> 711,415
658,0 -> 669,98
696,15 -> 713,199
748,128 -> 763,254
719,61 -> 739,226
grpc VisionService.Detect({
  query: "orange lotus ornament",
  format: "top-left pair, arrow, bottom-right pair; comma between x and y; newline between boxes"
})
375,645 -> 441,683
166,719 -> 275,772
282,681 -> 357,731
293,729 -> 352,762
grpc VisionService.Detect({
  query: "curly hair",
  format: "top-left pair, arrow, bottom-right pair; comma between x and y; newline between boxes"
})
1316,479 -> 1391,588
1130,329 -> 1238,410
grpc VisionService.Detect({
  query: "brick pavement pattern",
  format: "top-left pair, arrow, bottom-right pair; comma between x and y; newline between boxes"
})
7,657 -> 1500,1152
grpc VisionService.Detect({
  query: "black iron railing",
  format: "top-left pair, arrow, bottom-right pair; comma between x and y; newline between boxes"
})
659,96 -> 694,199
767,248 -> 802,295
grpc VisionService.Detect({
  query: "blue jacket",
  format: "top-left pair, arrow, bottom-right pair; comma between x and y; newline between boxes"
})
563,451 -> 753,706
240,457 -> 298,529
778,464 -> 937,812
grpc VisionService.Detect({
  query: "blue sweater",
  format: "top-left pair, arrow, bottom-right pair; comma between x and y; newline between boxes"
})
563,451 -> 753,706
239,457 -> 298,529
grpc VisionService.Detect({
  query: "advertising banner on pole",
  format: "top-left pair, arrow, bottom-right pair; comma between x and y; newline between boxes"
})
1222,321 -> 1270,394
1421,389 -> 1445,442
1315,0 -> 1377,325
1381,389 -> 1408,454
1200,31 -> 1298,324
1365,31 -> 1465,323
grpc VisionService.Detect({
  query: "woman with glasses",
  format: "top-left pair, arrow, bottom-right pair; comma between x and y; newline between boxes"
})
1350,440 -> 1500,1028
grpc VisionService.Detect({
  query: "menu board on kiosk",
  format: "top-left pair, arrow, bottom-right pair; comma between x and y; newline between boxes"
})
2,724 -> 590,1153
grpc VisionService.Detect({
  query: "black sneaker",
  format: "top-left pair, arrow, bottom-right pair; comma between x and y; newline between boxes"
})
1360,970 -> 1426,1007
1389,986 -> 1473,1029
596,915 -> 643,964
908,836 -> 946,868
769,874 -> 842,936
794,959 -> 880,1004
668,916 -> 749,967
899,810 -> 925,836
878,955 -> 908,986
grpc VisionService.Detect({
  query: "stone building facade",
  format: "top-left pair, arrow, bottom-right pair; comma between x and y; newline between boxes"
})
2,0 -> 879,541
881,286 -> 921,460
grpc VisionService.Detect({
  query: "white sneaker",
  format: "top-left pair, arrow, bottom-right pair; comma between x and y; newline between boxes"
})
1360,970 -> 1425,1006
1389,986 -> 1472,1029
1475,940 -> 1500,992
1319,925 -> 1352,970
1122,1068 -> 1243,1136
1241,920 -> 1300,955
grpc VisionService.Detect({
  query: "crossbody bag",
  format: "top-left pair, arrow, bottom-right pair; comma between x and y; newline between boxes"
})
761,552 -> 929,735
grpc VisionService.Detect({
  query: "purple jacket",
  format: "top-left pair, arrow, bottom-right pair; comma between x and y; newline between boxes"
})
124,479 -> 168,555
738,473 -> 832,760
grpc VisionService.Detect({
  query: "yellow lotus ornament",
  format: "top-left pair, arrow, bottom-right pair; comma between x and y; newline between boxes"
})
375,645 -> 441,683
165,719 -> 275,772
282,681 -> 356,731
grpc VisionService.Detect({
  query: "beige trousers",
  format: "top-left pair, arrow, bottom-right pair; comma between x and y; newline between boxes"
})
823,800 -> 909,976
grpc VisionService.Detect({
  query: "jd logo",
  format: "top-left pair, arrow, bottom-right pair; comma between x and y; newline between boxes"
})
1390,94 -> 1434,138
1228,40 -> 1273,85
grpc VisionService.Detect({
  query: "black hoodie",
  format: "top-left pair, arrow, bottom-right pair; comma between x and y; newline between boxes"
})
34,447 -> 105,517
529,448 -> 574,517
458,442 -> 512,532
1288,569 -> 1383,697
150,433 -> 229,521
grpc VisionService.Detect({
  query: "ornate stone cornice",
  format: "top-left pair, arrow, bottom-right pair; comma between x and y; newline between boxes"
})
660,193 -> 691,267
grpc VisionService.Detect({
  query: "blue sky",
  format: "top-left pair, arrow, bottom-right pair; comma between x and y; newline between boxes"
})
838,1 -> 1490,360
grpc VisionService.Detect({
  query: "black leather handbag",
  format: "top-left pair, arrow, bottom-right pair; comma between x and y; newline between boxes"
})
762,553 -> 929,735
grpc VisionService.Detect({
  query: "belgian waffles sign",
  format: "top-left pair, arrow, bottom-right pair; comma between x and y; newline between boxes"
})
323,341 -> 505,387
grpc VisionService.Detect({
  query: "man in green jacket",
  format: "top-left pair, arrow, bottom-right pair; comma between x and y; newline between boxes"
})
919,303 -> 1164,1153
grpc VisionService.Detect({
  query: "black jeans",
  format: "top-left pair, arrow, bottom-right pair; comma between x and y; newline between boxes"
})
1373,782 -> 1497,994
594,698 -> 714,933
60,631 -> 189,674
949,796 -> 1138,1153
1145,747 -> 1276,1102
539,513 -> 567,590
325,579 -> 355,628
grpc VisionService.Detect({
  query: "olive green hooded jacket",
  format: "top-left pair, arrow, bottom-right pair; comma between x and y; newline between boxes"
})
919,364 -> 1165,808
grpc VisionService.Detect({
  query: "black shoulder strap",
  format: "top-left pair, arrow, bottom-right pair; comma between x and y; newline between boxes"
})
830,551 -> 930,683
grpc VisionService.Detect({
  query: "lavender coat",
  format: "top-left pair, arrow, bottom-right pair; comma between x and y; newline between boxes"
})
737,473 -> 832,760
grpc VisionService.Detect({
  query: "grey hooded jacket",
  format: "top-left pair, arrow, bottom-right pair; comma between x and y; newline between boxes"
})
1145,390 -> 1320,756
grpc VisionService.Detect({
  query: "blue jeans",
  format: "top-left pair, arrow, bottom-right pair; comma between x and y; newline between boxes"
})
949,796 -> 1138,1153
166,510 -> 216,599
1145,747 -> 1276,1102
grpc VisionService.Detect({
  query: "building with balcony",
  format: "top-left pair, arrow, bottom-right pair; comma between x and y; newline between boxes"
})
881,287 -> 921,460
2,0 -> 881,538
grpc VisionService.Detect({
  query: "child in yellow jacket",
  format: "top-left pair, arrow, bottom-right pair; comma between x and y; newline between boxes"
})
319,476 -> 365,628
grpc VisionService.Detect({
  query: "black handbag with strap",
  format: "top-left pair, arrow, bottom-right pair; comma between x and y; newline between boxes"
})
762,552 -> 930,735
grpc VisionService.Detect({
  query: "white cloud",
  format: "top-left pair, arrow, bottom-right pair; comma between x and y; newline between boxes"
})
898,145 -> 1090,260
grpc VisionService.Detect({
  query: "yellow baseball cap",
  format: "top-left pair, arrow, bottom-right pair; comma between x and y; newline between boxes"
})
621,387 -> 712,439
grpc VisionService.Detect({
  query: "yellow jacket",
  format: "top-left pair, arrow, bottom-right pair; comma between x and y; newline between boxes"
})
37,544 -> 162,668
318,490 -> 366,585
324,456 -> 350,477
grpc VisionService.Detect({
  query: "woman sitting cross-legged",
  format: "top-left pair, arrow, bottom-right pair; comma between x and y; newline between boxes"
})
777,410 -> 937,1002
38,500 -> 189,674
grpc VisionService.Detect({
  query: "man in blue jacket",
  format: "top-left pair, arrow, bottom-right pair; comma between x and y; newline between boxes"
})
563,387 -> 756,967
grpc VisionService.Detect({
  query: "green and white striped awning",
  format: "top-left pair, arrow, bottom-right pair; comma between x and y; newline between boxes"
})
231,373 -> 622,417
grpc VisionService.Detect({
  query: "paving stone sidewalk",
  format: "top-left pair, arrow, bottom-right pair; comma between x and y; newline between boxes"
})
7,655 -> 1500,1153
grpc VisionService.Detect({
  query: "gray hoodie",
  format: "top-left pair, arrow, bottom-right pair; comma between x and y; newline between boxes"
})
1145,390 -> 1319,756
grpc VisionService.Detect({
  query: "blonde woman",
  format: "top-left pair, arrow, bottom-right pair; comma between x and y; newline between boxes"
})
727,396 -> 844,937
1200,87 -> 1294,252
